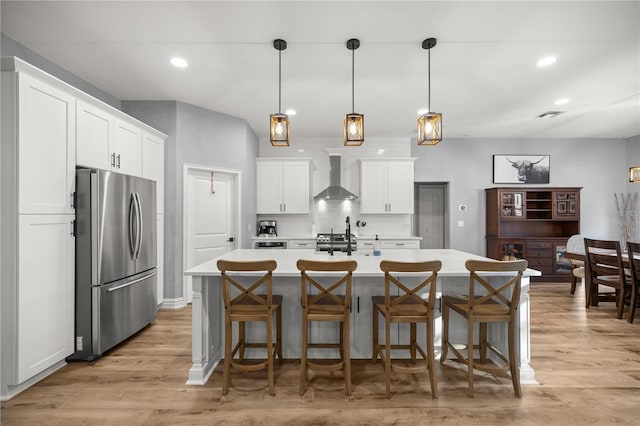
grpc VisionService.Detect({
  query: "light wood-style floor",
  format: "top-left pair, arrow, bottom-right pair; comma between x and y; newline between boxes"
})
2,282 -> 639,425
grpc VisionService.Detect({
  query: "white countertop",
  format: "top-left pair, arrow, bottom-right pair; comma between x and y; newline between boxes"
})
185,248 -> 541,278
251,235 -> 421,240
251,235 -> 314,240
357,235 -> 422,240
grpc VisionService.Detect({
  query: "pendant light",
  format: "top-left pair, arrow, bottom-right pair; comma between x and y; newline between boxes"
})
270,39 -> 289,146
344,38 -> 364,146
417,38 -> 443,145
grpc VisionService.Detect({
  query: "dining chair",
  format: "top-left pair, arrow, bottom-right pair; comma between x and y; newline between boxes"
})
566,234 -> 585,294
217,259 -> 282,396
583,238 -> 630,319
297,259 -> 357,396
440,259 -> 528,398
625,242 -> 640,323
371,260 -> 441,398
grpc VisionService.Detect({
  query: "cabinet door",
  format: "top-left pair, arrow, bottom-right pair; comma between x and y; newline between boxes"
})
18,73 -> 76,215
256,161 -> 284,214
281,161 -> 309,213
142,132 -> 164,214
499,191 -> 525,218
114,119 -> 143,177
157,214 -> 164,305
360,161 -> 387,214
386,161 -> 414,213
76,99 -> 114,170
18,214 -> 74,382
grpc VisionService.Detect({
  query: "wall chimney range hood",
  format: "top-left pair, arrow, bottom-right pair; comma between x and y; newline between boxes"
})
314,155 -> 358,200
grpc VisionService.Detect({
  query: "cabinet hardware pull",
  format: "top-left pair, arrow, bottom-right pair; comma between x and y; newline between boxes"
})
70,220 -> 76,236
70,192 -> 76,209
116,154 -> 121,168
357,296 -> 360,313
111,153 -> 116,167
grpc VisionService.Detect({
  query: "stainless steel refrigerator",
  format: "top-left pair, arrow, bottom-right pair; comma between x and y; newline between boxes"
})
69,168 -> 157,361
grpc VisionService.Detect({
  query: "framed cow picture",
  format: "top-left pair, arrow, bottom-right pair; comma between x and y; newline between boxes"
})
493,155 -> 550,184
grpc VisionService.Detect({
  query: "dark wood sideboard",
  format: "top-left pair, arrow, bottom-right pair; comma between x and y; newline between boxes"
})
485,187 -> 581,282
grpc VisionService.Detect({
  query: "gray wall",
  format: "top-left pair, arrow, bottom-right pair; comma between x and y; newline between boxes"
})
122,101 -> 259,300
1,33 -> 121,109
411,138 -> 635,255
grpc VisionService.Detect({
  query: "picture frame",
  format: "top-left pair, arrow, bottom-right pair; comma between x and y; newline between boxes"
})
493,155 -> 550,184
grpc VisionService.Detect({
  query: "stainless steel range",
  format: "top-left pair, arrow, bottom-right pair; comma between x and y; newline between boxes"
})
316,233 -> 357,253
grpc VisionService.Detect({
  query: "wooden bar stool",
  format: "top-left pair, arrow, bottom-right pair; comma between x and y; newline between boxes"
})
217,259 -> 282,396
296,259 -> 357,396
371,260 -> 441,398
440,259 -> 527,398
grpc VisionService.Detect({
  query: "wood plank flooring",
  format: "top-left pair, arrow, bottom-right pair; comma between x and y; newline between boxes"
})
2,282 -> 639,425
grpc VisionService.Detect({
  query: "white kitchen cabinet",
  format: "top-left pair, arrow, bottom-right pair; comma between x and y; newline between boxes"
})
16,72 -> 76,215
142,132 -> 164,214
288,239 -> 315,249
77,102 -> 145,178
113,118 -> 143,177
76,99 -> 114,171
256,159 -> 310,214
157,214 -> 164,306
17,215 -> 75,383
360,159 -> 415,214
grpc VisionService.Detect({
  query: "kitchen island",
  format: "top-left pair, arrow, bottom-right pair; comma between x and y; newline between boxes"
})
184,249 -> 541,386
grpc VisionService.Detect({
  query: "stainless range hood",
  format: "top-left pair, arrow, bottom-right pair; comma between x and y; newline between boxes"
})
314,155 -> 358,200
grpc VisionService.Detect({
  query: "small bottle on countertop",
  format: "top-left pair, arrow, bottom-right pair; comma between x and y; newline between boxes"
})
373,234 -> 381,256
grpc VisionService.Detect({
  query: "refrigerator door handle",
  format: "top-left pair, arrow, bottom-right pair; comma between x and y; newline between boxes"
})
134,193 -> 143,260
107,271 -> 157,292
129,193 -> 137,258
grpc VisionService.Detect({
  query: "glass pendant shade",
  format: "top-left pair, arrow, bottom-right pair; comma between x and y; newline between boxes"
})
344,113 -> 364,146
417,112 -> 442,145
270,113 -> 290,146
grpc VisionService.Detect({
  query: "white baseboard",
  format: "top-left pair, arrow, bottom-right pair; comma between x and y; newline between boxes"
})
1,360 -> 67,401
159,297 -> 187,310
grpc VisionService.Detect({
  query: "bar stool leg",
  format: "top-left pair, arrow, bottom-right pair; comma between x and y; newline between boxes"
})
300,313 -> 308,396
372,306 -> 379,363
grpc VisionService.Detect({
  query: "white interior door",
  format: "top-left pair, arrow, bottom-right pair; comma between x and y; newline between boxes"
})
185,168 -> 237,303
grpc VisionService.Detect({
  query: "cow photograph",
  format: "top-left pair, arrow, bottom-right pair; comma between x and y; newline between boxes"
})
493,155 -> 550,184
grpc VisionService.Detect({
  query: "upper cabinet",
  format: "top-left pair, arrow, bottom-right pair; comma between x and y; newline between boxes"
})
15,72 -> 76,215
360,159 -> 415,214
77,101 -> 143,177
142,132 -> 165,215
256,159 -> 310,214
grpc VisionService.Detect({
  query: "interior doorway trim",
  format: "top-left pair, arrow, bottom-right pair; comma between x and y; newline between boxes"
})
182,163 -> 242,304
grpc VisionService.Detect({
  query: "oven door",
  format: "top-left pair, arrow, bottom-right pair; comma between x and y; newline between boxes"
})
255,240 -> 287,249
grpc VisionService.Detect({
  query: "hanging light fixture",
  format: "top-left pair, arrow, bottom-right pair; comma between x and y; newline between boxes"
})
344,38 -> 364,146
270,39 -> 289,146
417,38 -> 442,145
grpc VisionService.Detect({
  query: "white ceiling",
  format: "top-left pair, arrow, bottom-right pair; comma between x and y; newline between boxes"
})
2,1 -> 639,140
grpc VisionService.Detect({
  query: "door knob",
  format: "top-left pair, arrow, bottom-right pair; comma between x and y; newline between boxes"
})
227,237 -> 235,242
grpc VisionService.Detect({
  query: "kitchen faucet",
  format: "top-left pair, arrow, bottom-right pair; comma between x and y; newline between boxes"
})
346,216 -> 352,256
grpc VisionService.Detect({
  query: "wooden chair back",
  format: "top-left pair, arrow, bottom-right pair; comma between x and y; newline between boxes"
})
464,259 -> 528,320
584,238 -> 625,283
626,241 -> 640,323
217,259 -> 278,317
297,259 -> 357,320
379,260 -> 442,317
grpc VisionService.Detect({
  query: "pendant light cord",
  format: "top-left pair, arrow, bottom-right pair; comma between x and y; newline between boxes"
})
427,48 -> 431,113
278,49 -> 282,114
351,47 -> 355,114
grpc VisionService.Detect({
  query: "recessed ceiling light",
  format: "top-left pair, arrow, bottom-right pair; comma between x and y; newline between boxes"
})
377,149 -> 385,153
554,98 -> 570,106
285,109 -> 296,116
536,56 -> 556,67
170,57 -> 188,68
417,109 -> 429,115
297,149 -> 305,153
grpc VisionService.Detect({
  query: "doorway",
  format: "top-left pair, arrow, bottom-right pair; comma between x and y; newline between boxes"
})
414,183 -> 448,249
183,165 -> 240,304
